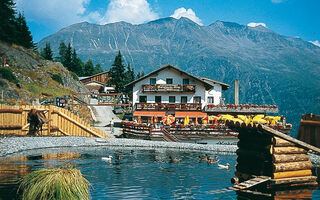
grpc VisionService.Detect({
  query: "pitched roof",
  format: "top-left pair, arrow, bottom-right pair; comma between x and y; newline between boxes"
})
125,64 -> 229,90
200,77 -> 230,90
79,71 -> 109,81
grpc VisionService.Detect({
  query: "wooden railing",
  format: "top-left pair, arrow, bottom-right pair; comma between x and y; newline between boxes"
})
0,104 -> 106,138
135,103 -> 202,111
142,84 -> 196,93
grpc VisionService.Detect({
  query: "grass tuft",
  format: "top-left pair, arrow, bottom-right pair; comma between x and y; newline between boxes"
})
19,167 -> 90,200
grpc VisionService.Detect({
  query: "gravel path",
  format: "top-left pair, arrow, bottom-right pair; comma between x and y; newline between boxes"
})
0,137 -> 237,158
90,98 -> 122,137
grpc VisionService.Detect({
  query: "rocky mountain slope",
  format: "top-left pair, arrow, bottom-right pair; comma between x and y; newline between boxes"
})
38,17 -> 320,135
0,42 -> 88,104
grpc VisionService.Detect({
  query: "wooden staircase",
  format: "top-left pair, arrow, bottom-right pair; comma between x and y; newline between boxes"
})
161,127 -> 179,142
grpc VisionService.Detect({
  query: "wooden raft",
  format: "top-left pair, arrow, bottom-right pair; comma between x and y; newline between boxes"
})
226,120 -> 318,189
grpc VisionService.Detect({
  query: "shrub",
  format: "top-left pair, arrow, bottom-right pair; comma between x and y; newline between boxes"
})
0,68 -> 18,84
19,167 -> 90,200
51,74 -> 64,85
70,71 -> 79,81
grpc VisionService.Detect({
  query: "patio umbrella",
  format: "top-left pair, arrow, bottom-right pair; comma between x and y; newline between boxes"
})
161,115 -> 175,125
202,116 -> 208,124
184,116 -> 189,126
208,115 -> 219,125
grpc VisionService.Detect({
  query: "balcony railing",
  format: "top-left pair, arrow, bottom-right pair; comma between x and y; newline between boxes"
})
204,104 -> 279,114
135,103 -> 202,111
142,84 -> 196,93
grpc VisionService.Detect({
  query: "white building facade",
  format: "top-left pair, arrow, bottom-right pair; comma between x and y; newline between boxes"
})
127,65 -> 229,110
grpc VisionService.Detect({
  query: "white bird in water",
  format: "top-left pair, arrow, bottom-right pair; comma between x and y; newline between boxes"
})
218,163 -> 230,169
102,155 -> 113,161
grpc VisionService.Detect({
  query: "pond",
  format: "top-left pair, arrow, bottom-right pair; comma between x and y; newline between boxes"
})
0,147 -> 319,199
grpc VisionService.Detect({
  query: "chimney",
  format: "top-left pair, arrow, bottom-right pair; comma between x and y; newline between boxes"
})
234,79 -> 239,105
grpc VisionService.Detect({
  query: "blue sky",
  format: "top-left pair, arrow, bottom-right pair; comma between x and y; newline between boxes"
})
14,0 -> 320,46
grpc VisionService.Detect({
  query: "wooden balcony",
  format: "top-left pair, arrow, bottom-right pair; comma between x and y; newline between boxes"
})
204,104 -> 279,114
135,103 -> 202,111
142,84 -> 196,93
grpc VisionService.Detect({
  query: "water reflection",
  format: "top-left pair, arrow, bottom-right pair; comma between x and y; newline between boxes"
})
0,150 -> 319,199
237,188 -> 314,200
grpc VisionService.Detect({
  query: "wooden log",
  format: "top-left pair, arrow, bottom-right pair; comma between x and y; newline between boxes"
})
271,146 -> 307,154
238,141 -> 272,151
270,176 -> 317,185
236,149 -> 271,160
0,109 -> 23,113
260,124 -> 320,154
272,169 -> 312,179
272,154 -> 310,163
272,137 -> 295,147
273,161 -> 312,172
0,125 -> 22,129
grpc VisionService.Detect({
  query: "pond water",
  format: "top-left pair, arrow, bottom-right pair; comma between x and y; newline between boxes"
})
0,147 -> 320,200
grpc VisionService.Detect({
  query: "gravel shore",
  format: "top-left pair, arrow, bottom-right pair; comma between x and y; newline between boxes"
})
0,137 -> 237,158
2,137 -> 320,165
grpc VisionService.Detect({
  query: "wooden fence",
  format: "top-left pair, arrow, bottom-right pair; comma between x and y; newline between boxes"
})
0,104 -> 106,138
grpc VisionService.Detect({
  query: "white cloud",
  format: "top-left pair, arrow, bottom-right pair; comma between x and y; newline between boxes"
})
15,0 -> 90,29
309,40 -> 320,47
170,7 -> 202,25
99,0 -> 158,25
247,22 -> 267,28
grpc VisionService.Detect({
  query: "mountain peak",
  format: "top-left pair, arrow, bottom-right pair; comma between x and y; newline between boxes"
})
210,21 -> 244,29
147,17 -> 177,25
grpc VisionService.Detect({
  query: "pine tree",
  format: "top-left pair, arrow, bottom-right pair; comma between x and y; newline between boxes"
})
57,42 -> 67,63
71,49 -> 83,75
108,51 -> 126,92
93,64 -> 103,75
40,42 -> 53,60
136,72 -> 141,79
15,12 -> 34,49
57,42 -> 72,70
0,0 -> 17,44
125,63 -> 135,83
64,43 -> 72,70
136,71 -> 145,79
84,59 -> 94,76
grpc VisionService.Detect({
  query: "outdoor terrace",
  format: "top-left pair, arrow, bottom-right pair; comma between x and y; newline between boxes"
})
142,84 -> 196,93
204,104 -> 279,114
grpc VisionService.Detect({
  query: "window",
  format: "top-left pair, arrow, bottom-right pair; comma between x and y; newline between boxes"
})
208,97 -> 214,104
166,78 -> 173,84
155,96 -> 161,103
169,96 -> 175,103
139,96 -> 147,103
183,78 -> 189,85
193,96 -> 201,103
150,78 -> 156,85
181,96 -> 187,103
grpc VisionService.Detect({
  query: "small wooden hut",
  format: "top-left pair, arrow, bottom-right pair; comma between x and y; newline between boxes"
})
226,121 -> 318,190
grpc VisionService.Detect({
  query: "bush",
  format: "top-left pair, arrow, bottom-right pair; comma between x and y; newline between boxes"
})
70,71 -> 79,81
19,167 -> 90,200
0,68 -> 18,84
51,74 -> 64,85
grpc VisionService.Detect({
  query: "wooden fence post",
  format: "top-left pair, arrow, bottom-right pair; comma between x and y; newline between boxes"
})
48,105 -> 52,135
